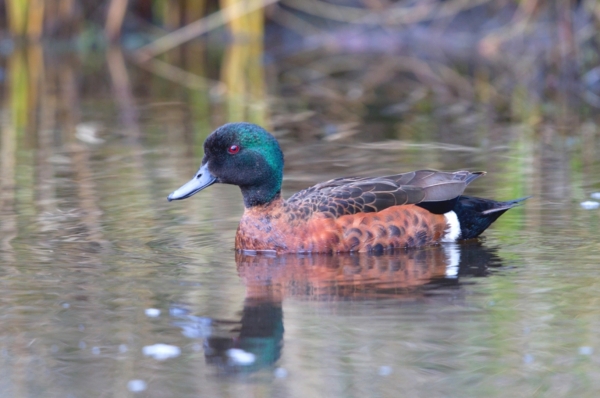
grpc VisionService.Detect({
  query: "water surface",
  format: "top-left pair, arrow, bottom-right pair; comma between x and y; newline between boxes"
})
1,44 -> 600,397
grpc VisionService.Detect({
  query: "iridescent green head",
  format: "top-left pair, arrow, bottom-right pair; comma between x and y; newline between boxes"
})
168,123 -> 284,207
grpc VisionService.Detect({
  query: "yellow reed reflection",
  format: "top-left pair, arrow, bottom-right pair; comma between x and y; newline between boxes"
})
221,41 -> 267,126
220,0 -> 267,126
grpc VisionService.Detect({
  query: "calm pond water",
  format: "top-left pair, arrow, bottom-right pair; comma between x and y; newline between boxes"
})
1,43 -> 600,397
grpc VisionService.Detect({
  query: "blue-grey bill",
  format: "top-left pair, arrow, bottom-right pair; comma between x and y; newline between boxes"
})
167,163 -> 217,201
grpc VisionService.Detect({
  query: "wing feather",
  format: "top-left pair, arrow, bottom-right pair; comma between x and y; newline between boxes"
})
287,170 -> 484,218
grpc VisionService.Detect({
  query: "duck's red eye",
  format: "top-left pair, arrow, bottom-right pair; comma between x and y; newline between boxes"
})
228,145 -> 240,154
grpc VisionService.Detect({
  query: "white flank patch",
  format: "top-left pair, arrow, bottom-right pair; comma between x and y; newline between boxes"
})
441,211 -> 461,242
443,243 -> 461,278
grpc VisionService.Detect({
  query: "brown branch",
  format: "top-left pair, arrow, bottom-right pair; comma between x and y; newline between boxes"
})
105,0 -> 129,42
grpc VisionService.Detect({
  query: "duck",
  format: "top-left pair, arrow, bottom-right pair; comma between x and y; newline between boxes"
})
168,123 -> 528,254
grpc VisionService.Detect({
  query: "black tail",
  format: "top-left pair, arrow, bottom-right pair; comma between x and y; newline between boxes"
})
453,196 -> 530,239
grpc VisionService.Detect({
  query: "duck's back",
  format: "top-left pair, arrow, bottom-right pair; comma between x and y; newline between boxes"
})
286,170 -> 484,217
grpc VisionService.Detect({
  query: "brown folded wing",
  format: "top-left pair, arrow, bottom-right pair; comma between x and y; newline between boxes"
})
286,170 -> 484,218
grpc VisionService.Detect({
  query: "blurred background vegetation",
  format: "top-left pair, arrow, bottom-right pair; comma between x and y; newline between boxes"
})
2,0 -> 600,135
2,0 -> 600,213
2,0 -> 600,206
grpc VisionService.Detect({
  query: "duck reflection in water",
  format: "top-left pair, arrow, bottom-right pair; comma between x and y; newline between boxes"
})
173,242 -> 503,373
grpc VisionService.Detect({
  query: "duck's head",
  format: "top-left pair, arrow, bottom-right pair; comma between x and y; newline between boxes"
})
168,123 -> 284,207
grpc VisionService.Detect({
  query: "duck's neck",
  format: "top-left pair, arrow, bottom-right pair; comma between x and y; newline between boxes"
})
242,195 -> 286,216
240,183 -> 282,208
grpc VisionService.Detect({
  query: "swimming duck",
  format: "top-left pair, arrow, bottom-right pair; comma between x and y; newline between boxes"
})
168,123 -> 527,254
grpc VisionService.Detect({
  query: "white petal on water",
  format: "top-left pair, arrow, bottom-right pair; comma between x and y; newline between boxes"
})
169,307 -> 189,316
119,344 -> 128,353
580,201 -> 600,210
76,122 -> 105,144
274,367 -> 288,378
127,380 -> 147,392
145,308 -> 161,317
226,348 -> 256,366
579,346 -> 594,355
143,344 -> 181,360
378,366 -> 393,376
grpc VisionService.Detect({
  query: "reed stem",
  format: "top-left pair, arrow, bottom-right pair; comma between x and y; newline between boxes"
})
6,0 -> 28,37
